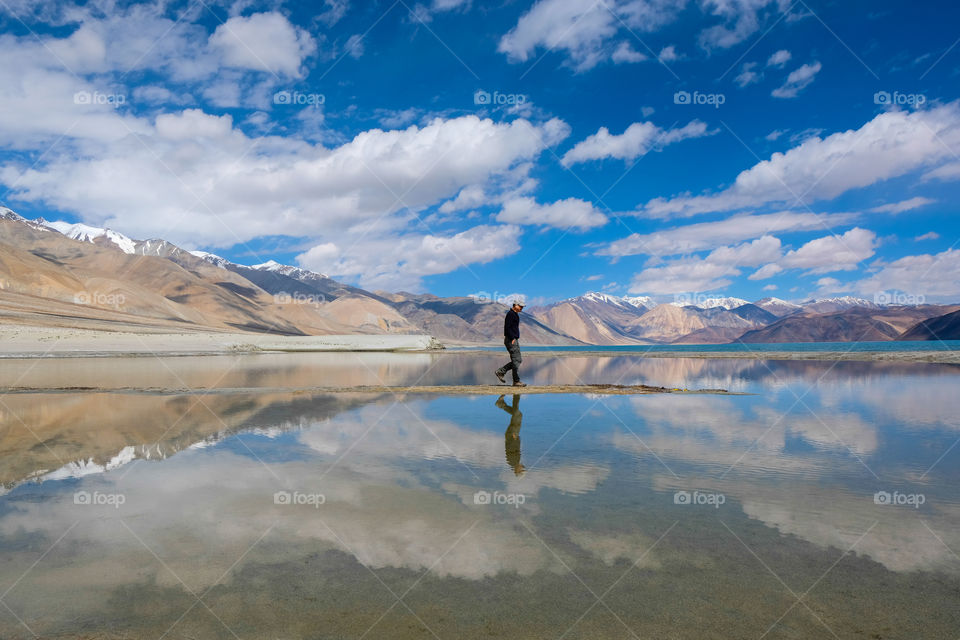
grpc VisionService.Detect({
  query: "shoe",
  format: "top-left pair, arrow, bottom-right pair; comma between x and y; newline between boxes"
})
495,370 -> 506,383
513,381 -> 527,387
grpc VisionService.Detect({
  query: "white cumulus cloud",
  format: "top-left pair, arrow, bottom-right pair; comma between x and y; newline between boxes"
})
626,236 -> 783,295
497,196 -> 608,231
498,0 -> 683,71
856,249 -> 960,299
297,224 -> 522,291
643,103 -> 960,218
778,227 -> 877,273
562,120 -> 711,166
209,12 -> 317,77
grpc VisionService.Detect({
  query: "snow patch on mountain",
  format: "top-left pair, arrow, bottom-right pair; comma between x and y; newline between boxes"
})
44,221 -> 138,254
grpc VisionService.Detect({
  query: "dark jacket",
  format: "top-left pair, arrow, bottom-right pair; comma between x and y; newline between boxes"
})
504,308 -> 520,340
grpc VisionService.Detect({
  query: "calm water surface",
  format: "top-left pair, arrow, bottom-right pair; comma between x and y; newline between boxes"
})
0,353 -> 958,639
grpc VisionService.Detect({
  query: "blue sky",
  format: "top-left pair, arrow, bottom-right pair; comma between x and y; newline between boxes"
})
1,0 -> 959,304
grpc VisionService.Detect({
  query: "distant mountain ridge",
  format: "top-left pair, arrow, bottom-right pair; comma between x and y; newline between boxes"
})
899,309 -> 960,341
1,209 -> 957,346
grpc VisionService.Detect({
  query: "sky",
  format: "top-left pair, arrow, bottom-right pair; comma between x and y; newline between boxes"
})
0,0 -> 958,305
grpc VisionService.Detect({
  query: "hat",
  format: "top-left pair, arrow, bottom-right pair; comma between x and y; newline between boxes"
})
513,300 -> 525,308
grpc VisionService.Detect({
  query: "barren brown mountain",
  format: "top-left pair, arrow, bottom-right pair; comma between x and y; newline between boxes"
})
624,304 -> 709,342
532,294 -> 649,344
390,293 -> 582,345
0,216 -> 412,337
899,308 -> 960,340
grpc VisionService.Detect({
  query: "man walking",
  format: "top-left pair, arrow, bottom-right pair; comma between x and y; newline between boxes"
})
495,300 -> 527,387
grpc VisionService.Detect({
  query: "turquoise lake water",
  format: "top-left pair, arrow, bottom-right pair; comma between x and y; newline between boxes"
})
462,339 -> 960,353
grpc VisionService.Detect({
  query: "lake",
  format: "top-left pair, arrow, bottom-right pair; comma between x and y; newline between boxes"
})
0,352 -> 958,639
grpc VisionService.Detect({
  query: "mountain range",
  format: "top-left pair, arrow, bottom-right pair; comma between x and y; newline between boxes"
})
2,206 -> 958,346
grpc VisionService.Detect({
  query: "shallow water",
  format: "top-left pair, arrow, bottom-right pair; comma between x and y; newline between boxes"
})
1,353 -> 958,639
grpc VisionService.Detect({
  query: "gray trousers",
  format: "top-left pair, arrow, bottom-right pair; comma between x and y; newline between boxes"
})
497,338 -> 522,383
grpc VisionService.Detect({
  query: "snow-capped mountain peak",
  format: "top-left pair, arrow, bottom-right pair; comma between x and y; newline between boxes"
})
799,296 -> 879,314
190,250 -> 235,269
671,296 -> 748,310
252,260 -> 283,270
807,296 -> 878,309
251,260 -> 328,280
811,296 -> 873,306
621,295 -> 654,310
0,206 -> 24,221
1,207 -> 53,232
578,291 -> 629,306
754,297 -> 802,317
757,296 -> 796,307
44,221 -> 138,254
567,292 -> 655,311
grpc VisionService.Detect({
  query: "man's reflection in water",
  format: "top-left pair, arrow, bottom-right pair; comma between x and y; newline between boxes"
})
496,394 -> 525,476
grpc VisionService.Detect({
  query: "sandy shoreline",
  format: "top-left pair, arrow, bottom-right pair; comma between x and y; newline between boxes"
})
0,325 -> 443,357
0,325 -> 957,362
